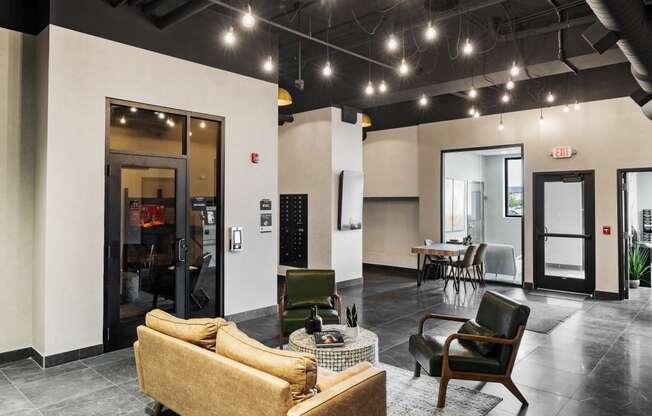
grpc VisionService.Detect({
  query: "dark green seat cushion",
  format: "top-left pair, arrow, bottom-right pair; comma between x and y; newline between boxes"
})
409,334 -> 503,376
282,308 -> 340,335
287,296 -> 334,310
457,319 -> 498,356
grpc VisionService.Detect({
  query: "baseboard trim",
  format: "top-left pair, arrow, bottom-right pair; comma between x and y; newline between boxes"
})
226,304 -> 278,323
0,347 -> 36,366
337,277 -> 363,289
594,290 -> 620,301
2,344 -> 104,368
363,263 -> 416,274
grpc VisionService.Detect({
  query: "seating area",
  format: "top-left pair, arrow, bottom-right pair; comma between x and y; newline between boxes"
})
2,1 -> 652,416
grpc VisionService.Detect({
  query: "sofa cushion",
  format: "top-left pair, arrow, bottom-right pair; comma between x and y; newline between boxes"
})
145,309 -> 229,351
457,319 -> 498,356
216,324 -> 317,403
316,362 -> 372,392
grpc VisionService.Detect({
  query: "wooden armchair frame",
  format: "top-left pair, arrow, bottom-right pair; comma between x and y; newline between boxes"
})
416,314 -> 527,408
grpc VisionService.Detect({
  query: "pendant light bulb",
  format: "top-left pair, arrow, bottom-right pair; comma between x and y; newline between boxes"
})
510,62 -> 520,77
157,112 -> 166,120
499,120 -> 504,131
386,34 -> 399,52
506,79 -> 515,90
364,81 -> 375,96
130,107 -> 138,113
419,94 -> 429,107
262,56 -> 274,73
379,80 -> 388,93
199,120 -> 207,129
463,38 -> 474,56
574,101 -> 581,111
424,22 -> 437,41
501,93 -> 510,103
539,110 -> 545,125
241,5 -> 255,29
398,58 -> 409,76
563,104 -> 570,113
546,91 -> 555,103
322,61 -> 333,78
468,87 -> 478,99
119,116 -> 126,125
473,110 -> 480,118
469,106 -> 476,116
223,26 -> 236,46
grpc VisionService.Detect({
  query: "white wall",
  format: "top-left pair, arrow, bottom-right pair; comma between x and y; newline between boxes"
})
0,27 -> 36,353
34,26 -> 278,356
331,108 -> 363,282
278,107 -> 363,282
483,155 -> 522,257
278,108 -> 333,273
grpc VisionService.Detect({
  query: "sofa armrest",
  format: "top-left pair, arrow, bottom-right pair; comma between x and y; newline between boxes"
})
287,367 -> 386,416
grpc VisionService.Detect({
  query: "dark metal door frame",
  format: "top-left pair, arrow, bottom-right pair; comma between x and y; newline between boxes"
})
533,170 -> 596,294
105,153 -> 188,351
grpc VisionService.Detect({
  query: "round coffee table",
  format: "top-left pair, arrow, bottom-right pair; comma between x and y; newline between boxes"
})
288,325 -> 379,372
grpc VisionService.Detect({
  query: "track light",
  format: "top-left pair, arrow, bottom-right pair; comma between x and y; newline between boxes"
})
365,81 -> 375,96
322,61 -> 333,78
463,38 -> 473,56
378,80 -> 388,93
119,116 -> 126,125
223,27 -> 236,46
419,94 -> 429,107
510,62 -> 520,77
506,79 -> 515,90
563,104 -> 570,113
546,91 -> 555,103
468,87 -> 478,99
130,107 -> 138,113
574,101 -> 581,111
386,34 -> 399,52
262,56 -> 274,73
501,93 -> 510,103
424,22 -> 437,41
241,5 -> 255,29
398,58 -> 409,76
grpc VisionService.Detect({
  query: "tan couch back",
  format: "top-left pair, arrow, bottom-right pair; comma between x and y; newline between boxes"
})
135,326 -> 295,416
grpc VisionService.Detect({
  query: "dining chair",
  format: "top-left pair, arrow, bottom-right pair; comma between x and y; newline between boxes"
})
472,243 -> 489,286
447,245 -> 478,292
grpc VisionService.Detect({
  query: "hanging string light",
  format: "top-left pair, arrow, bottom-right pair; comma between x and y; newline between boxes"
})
510,62 -> 520,77
506,79 -> 515,90
546,91 -> 555,103
419,94 -> 429,107
386,34 -> 399,52
223,26 -> 236,46
379,80 -> 388,93
262,56 -> 274,73
501,92 -> 511,103
241,4 -> 255,29
365,81 -> 375,96
322,61 -> 333,77
468,86 -> 478,99
424,22 -> 437,41
398,58 -> 409,75
539,108 -> 545,125
498,114 -> 505,131
574,100 -> 581,111
463,38 -> 474,56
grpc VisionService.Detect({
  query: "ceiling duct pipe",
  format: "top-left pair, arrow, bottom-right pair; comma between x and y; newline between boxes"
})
585,0 -> 652,94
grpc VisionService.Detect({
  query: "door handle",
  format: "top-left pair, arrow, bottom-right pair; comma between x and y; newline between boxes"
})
177,238 -> 187,263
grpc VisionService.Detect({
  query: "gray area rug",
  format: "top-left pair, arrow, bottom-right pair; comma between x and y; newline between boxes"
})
383,364 -> 502,416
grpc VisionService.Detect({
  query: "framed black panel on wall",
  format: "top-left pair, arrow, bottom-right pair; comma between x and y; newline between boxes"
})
280,194 -> 308,268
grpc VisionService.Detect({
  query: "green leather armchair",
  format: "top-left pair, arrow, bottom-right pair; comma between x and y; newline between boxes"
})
409,291 -> 530,408
279,269 -> 341,343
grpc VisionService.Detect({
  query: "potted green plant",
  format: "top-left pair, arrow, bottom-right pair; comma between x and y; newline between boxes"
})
629,246 -> 650,289
345,304 -> 358,340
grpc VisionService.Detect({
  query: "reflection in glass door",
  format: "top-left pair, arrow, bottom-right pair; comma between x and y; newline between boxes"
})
106,154 -> 187,350
534,172 -> 595,293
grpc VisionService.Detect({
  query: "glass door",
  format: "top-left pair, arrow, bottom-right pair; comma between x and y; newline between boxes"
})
105,153 -> 187,351
534,172 -> 595,294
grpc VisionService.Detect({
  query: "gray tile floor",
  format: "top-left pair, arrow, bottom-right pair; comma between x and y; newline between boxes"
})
2,269 -> 650,415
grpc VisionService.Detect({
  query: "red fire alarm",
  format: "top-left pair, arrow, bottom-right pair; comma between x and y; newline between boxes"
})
602,226 -> 611,236
250,153 -> 260,164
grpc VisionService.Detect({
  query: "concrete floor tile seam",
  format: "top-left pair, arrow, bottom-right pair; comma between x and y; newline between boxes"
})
0,359 -> 53,414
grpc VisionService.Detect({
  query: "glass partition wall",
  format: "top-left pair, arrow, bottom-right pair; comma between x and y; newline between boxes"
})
105,101 -> 223,350
441,145 -> 524,285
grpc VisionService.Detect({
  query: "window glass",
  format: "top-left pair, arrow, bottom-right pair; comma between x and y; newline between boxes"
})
109,104 -> 185,155
505,158 -> 523,217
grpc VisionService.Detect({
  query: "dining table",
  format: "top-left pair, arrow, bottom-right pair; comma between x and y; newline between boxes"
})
411,243 -> 466,286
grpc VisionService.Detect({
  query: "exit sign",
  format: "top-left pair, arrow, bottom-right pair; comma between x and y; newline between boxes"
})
552,146 -> 575,159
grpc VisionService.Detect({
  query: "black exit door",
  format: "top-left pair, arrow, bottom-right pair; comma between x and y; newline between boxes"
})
533,171 -> 596,294
105,153 -> 188,351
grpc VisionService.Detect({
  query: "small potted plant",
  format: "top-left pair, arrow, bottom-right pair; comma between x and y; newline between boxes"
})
345,304 -> 358,340
629,246 -> 650,289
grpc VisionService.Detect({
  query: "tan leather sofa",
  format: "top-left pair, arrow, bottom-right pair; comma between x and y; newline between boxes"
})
134,310 -> 386,416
